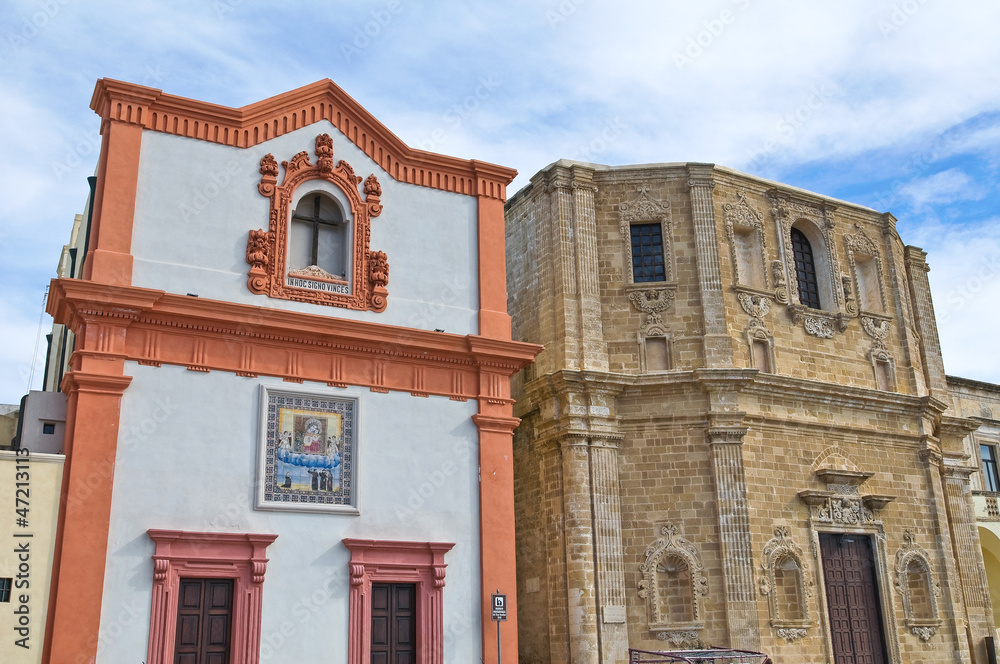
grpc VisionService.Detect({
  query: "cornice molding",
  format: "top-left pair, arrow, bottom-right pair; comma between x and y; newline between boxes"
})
90,78 -> 516,201
48,278 -> 541,402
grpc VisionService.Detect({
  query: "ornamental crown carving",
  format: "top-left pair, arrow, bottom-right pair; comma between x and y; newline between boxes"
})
846,223 -> 879,256
245,134 -> 388,312
724,189 -> 764,229
619,186 -> 669,222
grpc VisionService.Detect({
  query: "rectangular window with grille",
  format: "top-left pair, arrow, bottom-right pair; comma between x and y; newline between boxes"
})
982,444 -> 1000,492
0,578 -> 12,602
630,223 -> 666,282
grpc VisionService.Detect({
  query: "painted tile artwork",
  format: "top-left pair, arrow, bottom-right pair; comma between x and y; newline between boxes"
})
257,388 -> 356,512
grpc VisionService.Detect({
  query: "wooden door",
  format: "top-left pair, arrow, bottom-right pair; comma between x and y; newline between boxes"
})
175,578 -> 234,664
371,582 -> 416,664
820,534 -> 887,664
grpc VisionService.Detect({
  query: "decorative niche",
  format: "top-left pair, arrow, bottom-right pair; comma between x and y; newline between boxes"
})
638,524 -> 708,648
246,133 -> 388,312
894,530 -> 942,642
844,223 -> 887,316
724,190 -> 769,291
760,526 -> 812,643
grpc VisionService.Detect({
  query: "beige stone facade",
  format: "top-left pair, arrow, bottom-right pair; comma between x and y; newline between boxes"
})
506,160 -> 997,663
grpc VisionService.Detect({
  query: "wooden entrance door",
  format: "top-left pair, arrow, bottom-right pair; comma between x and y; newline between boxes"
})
371,582 -> 417,664
820,534 -> 888,664
174,578 -> 234,664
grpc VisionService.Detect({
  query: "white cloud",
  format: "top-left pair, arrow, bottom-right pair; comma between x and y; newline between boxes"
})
897,168 -> 985,209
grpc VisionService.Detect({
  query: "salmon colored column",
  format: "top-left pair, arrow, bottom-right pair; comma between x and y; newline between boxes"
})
43,282 -> 158,664
473,412 -> 520,664
82,118 -> 143,285
43,370 -> 132,664
476,193 -> 512,340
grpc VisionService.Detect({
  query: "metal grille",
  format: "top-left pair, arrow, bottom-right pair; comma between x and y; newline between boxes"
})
790,227 -> 821,309
631,223 -> 666,282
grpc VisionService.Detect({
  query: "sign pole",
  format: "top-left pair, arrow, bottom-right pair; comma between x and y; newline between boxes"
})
491,589 -> 507,664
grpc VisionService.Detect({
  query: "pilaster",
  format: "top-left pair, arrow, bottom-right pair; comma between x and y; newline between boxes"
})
904,246 -> 950,400
706,425 -> 760,650
918,445 -> 973,663
686,164 -> 733,367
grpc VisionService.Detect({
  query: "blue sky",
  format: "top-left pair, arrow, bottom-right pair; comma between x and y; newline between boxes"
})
1,0 -> 999,403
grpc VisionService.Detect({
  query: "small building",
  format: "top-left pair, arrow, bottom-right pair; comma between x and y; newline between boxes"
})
41,78 -> 539,664
506,160 -> 996,664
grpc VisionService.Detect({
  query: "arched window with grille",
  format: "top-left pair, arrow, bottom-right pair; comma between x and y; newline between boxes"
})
791,227 -> 821,309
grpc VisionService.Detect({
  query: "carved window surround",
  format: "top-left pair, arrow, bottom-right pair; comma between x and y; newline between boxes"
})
893,530 -> 942,642
619,187 -> 675,285
797,468 -> 902,664
767,190 -> 852,338
735,289 -> 776,373
146,530 -> 278,664
724,190 -> 769,289
247,133 -> 388,312
343,539 -> 454,664
760,526 -> 813,643
637,524 -> 708,647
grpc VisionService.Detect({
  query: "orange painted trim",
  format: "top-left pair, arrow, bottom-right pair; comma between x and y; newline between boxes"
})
90,78 -> 517,201
146,530 -> 277,664
82,118 -> 143,285
473,414 -> 521,663
48,278 -> 541,398
42,370 -> 132,664
477,195 -> 511,339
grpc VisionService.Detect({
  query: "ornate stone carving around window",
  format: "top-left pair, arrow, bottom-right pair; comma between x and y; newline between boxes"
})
894,530 -> 942,641
638,524 -> 708,644
619,186 -> 674,285
246,133 -> 388,312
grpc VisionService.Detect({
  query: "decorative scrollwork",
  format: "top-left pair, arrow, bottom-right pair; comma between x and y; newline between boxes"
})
777,628 -> 808,643
364,174 -> 383,217
629,289 -> 675,326
315,133 -> 334,173
804,316 -> 836,339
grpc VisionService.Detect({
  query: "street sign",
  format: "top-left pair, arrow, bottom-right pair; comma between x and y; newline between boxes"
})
491,592 -> 507,622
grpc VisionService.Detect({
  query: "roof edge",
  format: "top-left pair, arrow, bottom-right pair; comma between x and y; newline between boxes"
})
90,78 -> 516,200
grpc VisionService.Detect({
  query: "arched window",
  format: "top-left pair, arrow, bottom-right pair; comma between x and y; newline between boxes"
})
791,227 -> 821,309
289,192 -> 349,281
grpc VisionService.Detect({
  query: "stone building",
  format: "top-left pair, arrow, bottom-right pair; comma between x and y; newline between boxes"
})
506,160 -> 996,663
39,78 -> 538,664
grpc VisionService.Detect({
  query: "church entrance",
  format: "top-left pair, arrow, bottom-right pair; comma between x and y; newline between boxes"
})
819,533 -> 888,664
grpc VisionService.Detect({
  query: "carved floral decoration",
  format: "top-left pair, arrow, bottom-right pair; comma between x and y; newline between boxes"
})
246,134 -> 388,312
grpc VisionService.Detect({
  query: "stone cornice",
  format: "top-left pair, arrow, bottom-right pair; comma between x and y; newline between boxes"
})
48,278 -> 541,402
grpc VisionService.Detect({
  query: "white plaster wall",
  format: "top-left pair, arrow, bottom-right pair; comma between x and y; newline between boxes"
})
97,363 -> 481,664
131,123 -> 480,334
